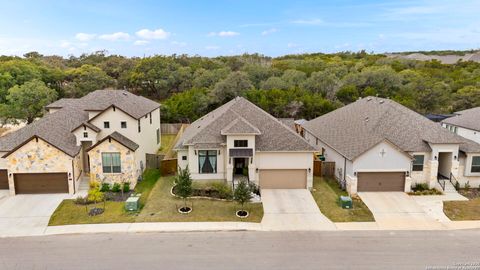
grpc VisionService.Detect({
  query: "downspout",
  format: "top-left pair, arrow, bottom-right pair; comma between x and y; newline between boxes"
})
344,157 -> 347,183
71,159 -> 76,194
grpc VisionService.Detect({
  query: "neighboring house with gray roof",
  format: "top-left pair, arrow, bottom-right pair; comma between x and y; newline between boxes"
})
0,90 -> 161,195
175,97 -> 316,189
302,96 -> 480,195
442,107 -> 480,144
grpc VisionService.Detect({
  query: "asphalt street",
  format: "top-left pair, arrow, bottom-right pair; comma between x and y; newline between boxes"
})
0,230 -> 479,270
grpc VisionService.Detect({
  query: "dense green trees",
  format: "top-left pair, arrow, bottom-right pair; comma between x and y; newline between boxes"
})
1,50 -> 480,125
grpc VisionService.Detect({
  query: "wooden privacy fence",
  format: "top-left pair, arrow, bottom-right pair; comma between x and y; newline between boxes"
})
146,153 -> 163,169
160,158 -> 177,175
145,153 -> 177,175
313,160 -> 335,177
161,123 -> 183,134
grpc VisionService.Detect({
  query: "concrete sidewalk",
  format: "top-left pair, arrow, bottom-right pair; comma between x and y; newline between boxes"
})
1,219 -> 480,238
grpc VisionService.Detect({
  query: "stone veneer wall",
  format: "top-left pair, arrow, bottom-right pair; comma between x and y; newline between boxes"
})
5,137 -> 74,195
88,140 -> 139,187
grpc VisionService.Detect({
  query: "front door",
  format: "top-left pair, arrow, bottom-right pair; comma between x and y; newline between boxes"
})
234,158 -> 246,174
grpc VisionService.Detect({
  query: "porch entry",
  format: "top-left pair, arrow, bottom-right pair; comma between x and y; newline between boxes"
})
234,158 -> 248,175
437,152 -> 452,179
81,141 -> 92,173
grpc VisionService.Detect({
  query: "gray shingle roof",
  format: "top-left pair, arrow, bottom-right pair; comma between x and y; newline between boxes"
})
88,131 -> 139,152
221,117 -> 261,135
175,97 -> 315,152
303,97 -> 480,160
0,90 -> 158,156
442,107 -> 480,132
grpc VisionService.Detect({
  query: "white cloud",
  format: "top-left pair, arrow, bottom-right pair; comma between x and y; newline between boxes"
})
99,32 -> 130,41
291,18 -> 324,25
287,42 -> 299,48
208,31 -> 240,37
75,33 -> 96,41
136,28 -> 170,40
261,28 -> 278,36
205,45 -> 220,50
60,40 -> 71,48
134,40 -> 149,46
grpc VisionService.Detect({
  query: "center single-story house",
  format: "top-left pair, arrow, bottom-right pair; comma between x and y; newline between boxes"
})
174,96 -> 316,189
0,90 -> 161,195
301,96 -> 480,194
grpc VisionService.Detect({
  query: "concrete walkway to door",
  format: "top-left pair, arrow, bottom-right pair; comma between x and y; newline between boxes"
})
261,189 -> 336,231
358,192 -> 447,230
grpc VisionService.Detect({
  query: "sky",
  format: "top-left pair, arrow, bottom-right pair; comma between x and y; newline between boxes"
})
0,0 -> 479,57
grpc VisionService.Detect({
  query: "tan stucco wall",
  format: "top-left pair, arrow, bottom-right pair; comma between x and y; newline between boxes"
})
5,138 -> 75,195
88,139 -> 139,187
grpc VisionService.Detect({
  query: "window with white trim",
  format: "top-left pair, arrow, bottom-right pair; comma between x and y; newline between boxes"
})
471,156 -> 480,173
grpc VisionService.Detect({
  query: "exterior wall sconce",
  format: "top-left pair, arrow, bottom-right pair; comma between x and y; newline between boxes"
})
354,171 -> 357,176
434,156 -> 437,160
218,150 -> 221,155
8,173 -> 12,177
194,150 -> 197,155
308,168 -> 311,173
406,171 -> 410,177
68,172 -> 72,177
454,155 -> 457,160
256,168 -> 259,173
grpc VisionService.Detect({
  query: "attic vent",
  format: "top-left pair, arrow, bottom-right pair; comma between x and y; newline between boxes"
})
367,97 -> 372,101
197,125 -> 201,128
379,100 -> 384,104
365,117 -> 369,122
122,92 -> 128,96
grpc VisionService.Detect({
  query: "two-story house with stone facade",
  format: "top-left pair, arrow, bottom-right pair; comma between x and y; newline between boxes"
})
0,90 -> 160,195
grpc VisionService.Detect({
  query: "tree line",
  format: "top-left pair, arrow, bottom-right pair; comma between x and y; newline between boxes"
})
1,50 -> 479,124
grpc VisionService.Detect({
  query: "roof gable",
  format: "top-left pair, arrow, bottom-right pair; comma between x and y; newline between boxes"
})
176,97 -> 315,152
303,97 -> 480,159
220,117 -> 261,135
88,131 -> 139,152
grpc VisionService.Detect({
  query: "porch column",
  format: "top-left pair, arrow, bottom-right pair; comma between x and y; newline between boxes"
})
427,159 -> 438,189
226,157 -> 233,183
248,157 -> 257,184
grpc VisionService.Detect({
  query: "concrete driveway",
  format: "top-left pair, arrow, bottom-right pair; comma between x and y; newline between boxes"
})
358,192 -> 447,230
0,194 -> 69,237
261,189 -> 336,231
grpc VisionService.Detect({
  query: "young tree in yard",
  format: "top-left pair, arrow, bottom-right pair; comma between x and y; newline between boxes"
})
88,182 -> 105,213
175,166 -> 193,210
233,180 -> 252,212
5,79 -> 58,124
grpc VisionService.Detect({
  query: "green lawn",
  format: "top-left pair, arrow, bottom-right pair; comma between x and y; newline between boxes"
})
158,134 -> 177,158
444,199 -> 480,221
136,176 -> 263,222
310,177 -> 374,222
49,170 -> 263,225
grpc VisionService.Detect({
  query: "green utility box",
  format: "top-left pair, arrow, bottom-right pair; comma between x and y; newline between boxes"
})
125,194 -> 141,211
339,196 -> 352,209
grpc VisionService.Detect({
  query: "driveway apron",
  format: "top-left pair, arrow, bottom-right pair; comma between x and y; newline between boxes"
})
261,189 -> 336,231
0,194 -> 68,237
358,192 -> 447,230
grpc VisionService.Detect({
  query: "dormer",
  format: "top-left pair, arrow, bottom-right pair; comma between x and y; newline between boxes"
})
71,122 -> 100,146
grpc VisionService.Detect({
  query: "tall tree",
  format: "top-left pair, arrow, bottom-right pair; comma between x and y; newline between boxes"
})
211,71 -> 253,104
4,79 -> 58,123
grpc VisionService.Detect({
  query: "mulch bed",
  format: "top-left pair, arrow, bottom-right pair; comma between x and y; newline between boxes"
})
459,188 -> 480,200
105,191 -> 135,202
172,185 -> 231,200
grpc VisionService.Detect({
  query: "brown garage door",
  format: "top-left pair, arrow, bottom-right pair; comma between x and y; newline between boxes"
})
259,169 -> 307,189
0,170 -> 8,189
357,172 -> 405,192
14,173 -> 68,194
